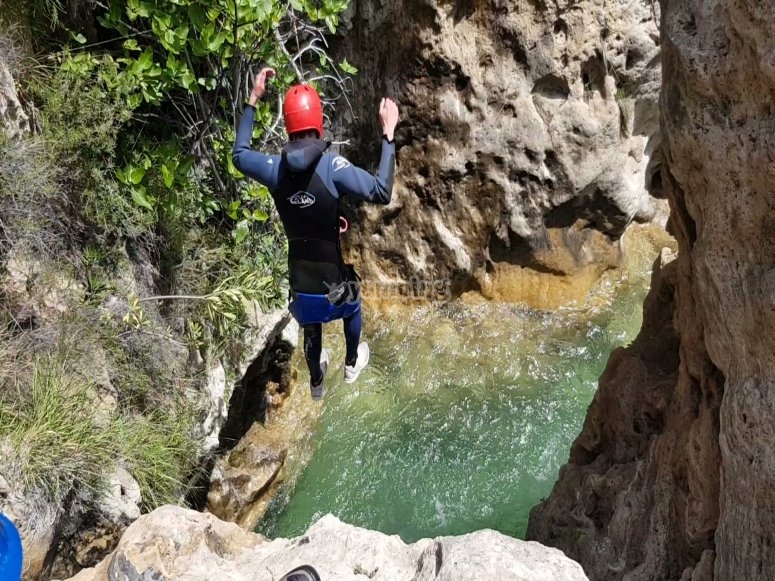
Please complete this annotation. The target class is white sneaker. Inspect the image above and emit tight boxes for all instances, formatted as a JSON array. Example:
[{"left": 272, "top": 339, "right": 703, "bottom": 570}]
[
  {"left": 310, "top": 349, "right": 329, "bottom": 401},
  {"left": 344, "top": 343, "right": 370, "bottom": 384}
]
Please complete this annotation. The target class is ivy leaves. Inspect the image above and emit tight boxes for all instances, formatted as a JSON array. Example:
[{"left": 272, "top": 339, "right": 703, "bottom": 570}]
[
  {"left": 117, "top": 164, "right": 151, "bottom": 210},
  {"left": 116, "top": 146, "right": 199, "bottom": 217}
]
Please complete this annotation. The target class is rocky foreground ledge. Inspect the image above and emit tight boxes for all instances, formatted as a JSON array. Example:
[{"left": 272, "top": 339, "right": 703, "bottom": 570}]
[{"left": 62, "top": 506, "right": 587, "bottom": 581}]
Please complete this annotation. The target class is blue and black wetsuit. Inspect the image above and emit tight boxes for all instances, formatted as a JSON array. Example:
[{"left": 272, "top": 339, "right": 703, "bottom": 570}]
[{"left": 233, "top": 104, "right": 395, "bottom": 381}]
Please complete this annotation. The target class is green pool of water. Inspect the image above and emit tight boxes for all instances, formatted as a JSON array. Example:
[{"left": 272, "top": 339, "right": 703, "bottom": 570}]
[{"left": 257, "top": 267, "right": 653, "bottom": 542}]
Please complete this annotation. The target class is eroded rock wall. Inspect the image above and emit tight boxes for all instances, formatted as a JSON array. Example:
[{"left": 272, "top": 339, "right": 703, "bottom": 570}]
[
  {"left": 0, "top": 38, "right": 31, "bottom": 139},
  {"left": 333, "top": 0, "right": 664, "bottom": 306},
  {"left": 528, "top": 1, "right": 775, "bottom": 579}
]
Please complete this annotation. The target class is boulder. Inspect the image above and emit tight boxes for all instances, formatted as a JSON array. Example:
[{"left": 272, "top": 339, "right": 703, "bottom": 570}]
[
  {"left": 64, "top": 506, "right": 588, "bottom": 581},
  {"left": 97, "top": 467, "right": 141, "bottom": 523}
]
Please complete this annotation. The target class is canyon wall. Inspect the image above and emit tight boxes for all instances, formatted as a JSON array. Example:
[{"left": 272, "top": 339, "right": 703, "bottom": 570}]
[
  {"left": 333, "top": 0, "right": 665, "bottom": 307},
  {"left": 0, "top": 35, "right": 30, "bottom": 139},
  {"left": 528, "top": 1, "right": 775, "bottom": 579}
]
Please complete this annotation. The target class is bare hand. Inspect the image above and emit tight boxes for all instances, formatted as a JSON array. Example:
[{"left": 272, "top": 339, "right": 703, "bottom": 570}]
[
  {"left": 379, "top": 97, "right": 399, "bottom": 142},
  {"left": 249, "top": 67, "right": 276, "bottom": 105}
]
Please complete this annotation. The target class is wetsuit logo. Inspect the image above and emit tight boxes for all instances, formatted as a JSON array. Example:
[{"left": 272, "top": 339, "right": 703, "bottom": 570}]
[
  {"left": 333, "top": 156, "right": 351, "bottom": 172},
  {"left": 288, "top": 191, "right": 316, "bottom": 208}
]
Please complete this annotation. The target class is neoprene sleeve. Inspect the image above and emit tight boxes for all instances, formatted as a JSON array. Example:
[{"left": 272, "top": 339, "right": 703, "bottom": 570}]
[
  {"left": 330, "top": 139, "right": 396, "bottom": 205},
  {"left": 232, "top": 106, "right": 281, "bottom": 188},
  {"left": 232, "top": 105, "right": 396, "bottom": 204}
]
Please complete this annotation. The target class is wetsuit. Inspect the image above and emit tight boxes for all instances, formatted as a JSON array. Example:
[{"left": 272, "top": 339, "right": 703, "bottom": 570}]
[{"left": 233, "top": 104, "right": 395, "bottom": 382}]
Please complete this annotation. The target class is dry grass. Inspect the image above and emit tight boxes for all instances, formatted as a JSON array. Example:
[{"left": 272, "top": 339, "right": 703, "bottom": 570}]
[{"left": 0, "top": 320, "right": 207, "bottom": 525}]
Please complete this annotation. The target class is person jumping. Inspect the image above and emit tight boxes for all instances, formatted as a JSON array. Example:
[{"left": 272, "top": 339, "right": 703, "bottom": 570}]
[{"left": 233, "top": 68, "right": 399, "bottom": 400}]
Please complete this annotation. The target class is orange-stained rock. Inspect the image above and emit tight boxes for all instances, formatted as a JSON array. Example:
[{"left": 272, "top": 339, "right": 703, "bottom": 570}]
[{"left": 335, "top": 0, "right": 666, "bottom": 303}]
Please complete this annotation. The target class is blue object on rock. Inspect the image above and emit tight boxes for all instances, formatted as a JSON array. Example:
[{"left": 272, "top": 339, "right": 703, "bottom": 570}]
[{"left": 0, "top": 513, "right": 23, "bottom": 581}]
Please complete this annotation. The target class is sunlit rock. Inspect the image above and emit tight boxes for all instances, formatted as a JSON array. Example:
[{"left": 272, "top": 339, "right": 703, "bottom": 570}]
[
  {"left": 528, "top": 1, "right": 775, "bottom": 578},
  {"left": 64, "top": 506, "right": 588, "bottom": 581},
  {"left": 335, "top": 0, "right": 666, "bottom": 306}
]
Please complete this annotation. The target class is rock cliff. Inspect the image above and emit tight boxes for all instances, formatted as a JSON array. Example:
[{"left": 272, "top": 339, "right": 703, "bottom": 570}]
[
  {"left": 528, "top": 1, "right": 775, "bottom": 579},
  {"left": 0, "top": 35, "right": 30, "bottom": 139},
  {"left": 64, "top": 506, "right": 588, "bottom": 581},
  {"left": 333, "top": 0, "right": 665, "bottom": 307}
]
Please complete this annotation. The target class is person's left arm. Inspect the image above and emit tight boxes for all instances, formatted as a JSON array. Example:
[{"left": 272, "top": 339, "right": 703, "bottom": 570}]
[{"left": 232, "top": 105, "right": 279, "bottom": 187}]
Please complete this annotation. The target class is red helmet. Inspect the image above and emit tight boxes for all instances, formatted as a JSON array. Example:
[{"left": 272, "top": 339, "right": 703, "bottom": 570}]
[{"left": 283, "top": 84, "right": 323, "bottom": 138}]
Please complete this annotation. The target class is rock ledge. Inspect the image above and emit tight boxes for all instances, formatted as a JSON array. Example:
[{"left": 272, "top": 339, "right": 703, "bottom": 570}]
[{"left": 65, "top": 506, "right": 588, "bottom": 581}]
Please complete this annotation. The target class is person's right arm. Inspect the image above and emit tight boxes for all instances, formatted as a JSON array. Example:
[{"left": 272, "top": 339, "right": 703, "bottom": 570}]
[
  {"left": 232, "top": 105, "right": 279, "bottom": 187},
  {"left": 331, "top": 140, "right": 395, "bottom": 205}
]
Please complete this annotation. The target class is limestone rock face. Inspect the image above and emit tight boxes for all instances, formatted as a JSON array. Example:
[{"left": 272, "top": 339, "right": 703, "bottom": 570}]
[
  {"left": 205, "top": 308, "right": 301, "bottom": 530},
  {"left": 64, "top": 506, "right": 588, "bottom": 581},
  {"left": 0, "top": 442, "right": 58, "bottom": 581},
  {"left": 205, "top": 426, "right": 286, "bottom": 529},
  {"left": 199, "top": 307, "right": 298, "bottom": 454},
  {"left": 2, "top": 247, "right": 84, "bottom": 328},
  {"left": 528, "top": 1, "right": 775, "bottom": 579},
  {"left": 199, "top": 361, "right": 227, "bottom": 453},
  {"left": 334, "top": 0, "right": 664, "bottom": 305},
  {"left": 97, "top": 467, "right": 142, "bottom": 523},
  {"left": 0, "top": 47, "right": 31, "bottom": 139}
]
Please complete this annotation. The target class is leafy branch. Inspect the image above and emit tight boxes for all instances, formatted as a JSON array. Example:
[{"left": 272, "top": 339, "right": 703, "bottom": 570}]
[
  {"left": 125, "top": 269, "right": 276, "bottom": 351},
  {"left": 57, "top": 0, "right": 355, "bottom": 245}
]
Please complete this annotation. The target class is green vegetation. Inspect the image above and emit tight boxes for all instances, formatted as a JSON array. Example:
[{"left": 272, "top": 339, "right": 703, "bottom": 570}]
[
  {"left": 32, "top": 0, "right": 353, "bottom": 241},
  {"left": 0, "top": 0, "right": 352, "bottom": 536},
  {"left": 0, "top": 348, "right": 201, "bottom": 510}
]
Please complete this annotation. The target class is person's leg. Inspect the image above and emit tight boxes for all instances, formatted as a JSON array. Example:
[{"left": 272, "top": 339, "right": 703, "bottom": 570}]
[
  {"left": 343, "top": 308, "right": 362, "bottom": 367},
  {"left": 303, "top": 323, "right": 323, "bottom": 384},
  {"left": 343, "top": 305, "right": 369, "bottom": 384}
]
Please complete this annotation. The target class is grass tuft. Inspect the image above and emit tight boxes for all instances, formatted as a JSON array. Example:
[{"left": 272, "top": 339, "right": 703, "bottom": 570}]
[
  {"left": 0, "top": 340, "right": 205, "bottom": 513},
  {"left": 1, "top": 357, "right": 115, "bottom": 503}
]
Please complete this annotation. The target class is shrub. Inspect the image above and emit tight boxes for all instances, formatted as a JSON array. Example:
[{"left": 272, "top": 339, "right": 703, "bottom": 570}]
[
  {"left": 0, "top": 330, "right": 206, "bottom": 512},
  {"left": 117, "top": 407, "right": 204, "bottom": 509},
  {"left": 28, "top": 59, "right": 153, "bottom": 238},
  {"left": 0, "top": 357, "right": 114, "bottom": 503},
  {"left": 0, "top": 0, "right": 352, "bottom": 536},
  {"left": 0, "top": 131, "right": 68, "bottom": 256}
]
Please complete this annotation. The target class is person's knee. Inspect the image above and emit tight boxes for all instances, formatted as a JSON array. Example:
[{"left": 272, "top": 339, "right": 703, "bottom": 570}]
[
  {"left": 303, "top": 324, "right": 322, "bottom": 338},
  {"left": 343, "top": 303, "right": 362, "bottom": 321}
]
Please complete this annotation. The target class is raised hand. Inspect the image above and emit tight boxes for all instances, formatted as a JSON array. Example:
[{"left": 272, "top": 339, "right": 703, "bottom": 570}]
[
  {"left": 379, "top": 98, "right": 400, "bottom": 142},
  {"left": 249, "top": 67, "right": 276, "bottom": 106}
]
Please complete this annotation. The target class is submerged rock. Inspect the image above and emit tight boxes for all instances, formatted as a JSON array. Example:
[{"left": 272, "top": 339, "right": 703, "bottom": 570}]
[{"left": 64, "top": 506, "right": 588, "bottom": 581}]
